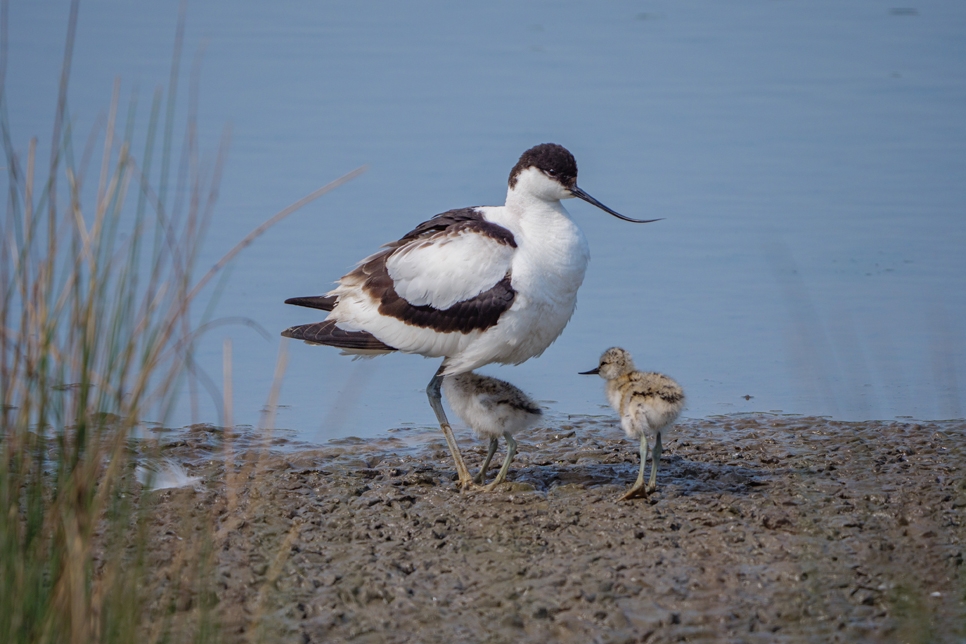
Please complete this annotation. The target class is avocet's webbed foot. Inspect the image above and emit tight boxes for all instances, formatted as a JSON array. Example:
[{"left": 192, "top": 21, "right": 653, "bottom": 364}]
[
  {"left": 619, "top": 433, "right": 651, "bottom": 501},
  {"left": 619, "top": 483, "right": 650, "bottom": 501}
]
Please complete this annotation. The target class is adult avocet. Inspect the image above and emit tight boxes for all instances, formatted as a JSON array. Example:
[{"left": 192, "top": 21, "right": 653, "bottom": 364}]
[{"left": 283, "top": 143, "right": 659, "bottom": 488}]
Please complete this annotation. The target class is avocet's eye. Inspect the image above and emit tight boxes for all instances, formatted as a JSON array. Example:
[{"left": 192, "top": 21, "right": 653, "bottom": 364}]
[{"left": 546, "top": 168, "right": 557, "bottom": 176}]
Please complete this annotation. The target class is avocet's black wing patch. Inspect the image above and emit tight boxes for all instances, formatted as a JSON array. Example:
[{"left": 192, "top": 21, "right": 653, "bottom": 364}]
[
  {"left": 281, "top": 320, "right": 396, "bottom": 351},
  {"left": 372, "top": 272, "right": 515, "bottom": 334}
]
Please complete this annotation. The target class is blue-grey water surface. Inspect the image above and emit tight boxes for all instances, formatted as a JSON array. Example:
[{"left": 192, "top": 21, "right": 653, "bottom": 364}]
[{"left": 6, "top": 1, "right": 965, "bottom": 441}]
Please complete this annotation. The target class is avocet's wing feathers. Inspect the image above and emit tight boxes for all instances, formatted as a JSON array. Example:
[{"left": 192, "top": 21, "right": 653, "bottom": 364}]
[
  {"left": 386, "top": 209, "right": 516, "bottom": 310},
  {"left": 296, "top": 208, "right": 518, "bottom": 355},
  {"left": 281, "top": 319, "right": 395, "bottom": 352},
  {"left": 284, "top": 295, "right": 337, "bottom": 311}
]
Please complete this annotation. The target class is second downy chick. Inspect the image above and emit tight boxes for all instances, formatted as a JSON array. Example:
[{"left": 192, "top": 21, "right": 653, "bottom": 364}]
[{"left": 442, "top": 372, "right": 542, "bottom": 490}]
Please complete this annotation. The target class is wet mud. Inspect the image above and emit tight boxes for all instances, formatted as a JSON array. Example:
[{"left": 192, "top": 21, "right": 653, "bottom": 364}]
[{"left": 144, "top": 415, "right": 966, "bottom": 642}]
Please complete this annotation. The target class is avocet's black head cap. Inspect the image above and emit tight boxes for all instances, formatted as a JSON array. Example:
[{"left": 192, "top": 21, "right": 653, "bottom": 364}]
[
  {"left": 509, "top": 143, "right": 662, "bottom": 224},
  {"left": 508, "top": 143, "right": 577, "bottom": 189}
]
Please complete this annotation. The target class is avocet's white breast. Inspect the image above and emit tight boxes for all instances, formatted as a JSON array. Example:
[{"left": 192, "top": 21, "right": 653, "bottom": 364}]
[{"left": 439, "top": 169, "right": 590, "bottom": 373}]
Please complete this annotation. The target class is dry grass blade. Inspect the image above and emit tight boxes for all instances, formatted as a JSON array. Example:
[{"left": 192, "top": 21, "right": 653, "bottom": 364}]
[{"left": 186, "top": 165, "right": 368, "bottom": 306}]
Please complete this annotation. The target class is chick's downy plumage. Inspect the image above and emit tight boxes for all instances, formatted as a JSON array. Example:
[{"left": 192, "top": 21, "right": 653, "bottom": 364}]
[
  {"left": 442, "top": 372, "right": 541, "bottom": 489},
  {"left": 582, "top": 347, "right": 684, "bottom": 499}
]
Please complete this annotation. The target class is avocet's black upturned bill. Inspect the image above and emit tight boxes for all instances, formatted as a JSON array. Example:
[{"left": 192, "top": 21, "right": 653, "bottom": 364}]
[{"left": 283, "top": 143, "right": 659, "bottom": 489}]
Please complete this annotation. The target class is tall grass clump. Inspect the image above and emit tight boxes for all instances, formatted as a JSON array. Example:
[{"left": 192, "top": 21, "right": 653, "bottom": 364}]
[
  {"left": 0, "top": 2, "right": 362, "bottom": 642},
  {"left": 0, "top": 3, "right": 228, "bottom": 642}
]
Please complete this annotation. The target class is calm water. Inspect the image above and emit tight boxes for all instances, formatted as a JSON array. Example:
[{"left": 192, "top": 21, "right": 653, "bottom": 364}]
[{"left": 7, "top": 1, "right": 965, "bottom": 441}]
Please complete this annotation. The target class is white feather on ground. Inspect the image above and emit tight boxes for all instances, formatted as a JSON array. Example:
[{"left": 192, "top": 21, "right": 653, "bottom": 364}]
[{"left": 136, "top": 458, "right": 203, "bottom": 491}]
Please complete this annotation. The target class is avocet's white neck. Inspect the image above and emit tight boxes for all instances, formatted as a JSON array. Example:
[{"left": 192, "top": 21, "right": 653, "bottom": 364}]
[
  {"left": 484, "top": 166, "right": 589, "bottom": 313},
  {"left": 504, "top": 166, "right": 575, "bottom": 219}
]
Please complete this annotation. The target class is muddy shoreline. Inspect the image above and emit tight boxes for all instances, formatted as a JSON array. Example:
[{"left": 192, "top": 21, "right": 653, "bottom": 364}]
[{"left": 144, "top": 415, "right": 966, "bottom": 642}]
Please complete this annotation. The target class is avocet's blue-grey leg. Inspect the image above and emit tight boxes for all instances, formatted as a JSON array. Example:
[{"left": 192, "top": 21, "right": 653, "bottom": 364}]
[
  {"left": 621, "top": 433, "right": 650, "bottom": 500},
  {"left": 485, "top": 432, "right": 518, "bottom": 491},
  {"left": 475, "top": 437, "right": 499, "bottom": 484},
  {"left": 647, "top": 430, "right": 663, "bottom": 493},
  {"left": 427, "top": 364, "right": 475, "bottom": 488}
]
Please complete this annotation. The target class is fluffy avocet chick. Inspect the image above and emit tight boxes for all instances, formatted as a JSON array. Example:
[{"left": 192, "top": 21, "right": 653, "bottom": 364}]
[
  {"left": 442, "top": 372, "right": 542, "bottom": 490},
  {"left": 580, "top": 347, "right": 685, "bottom": 500}
]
